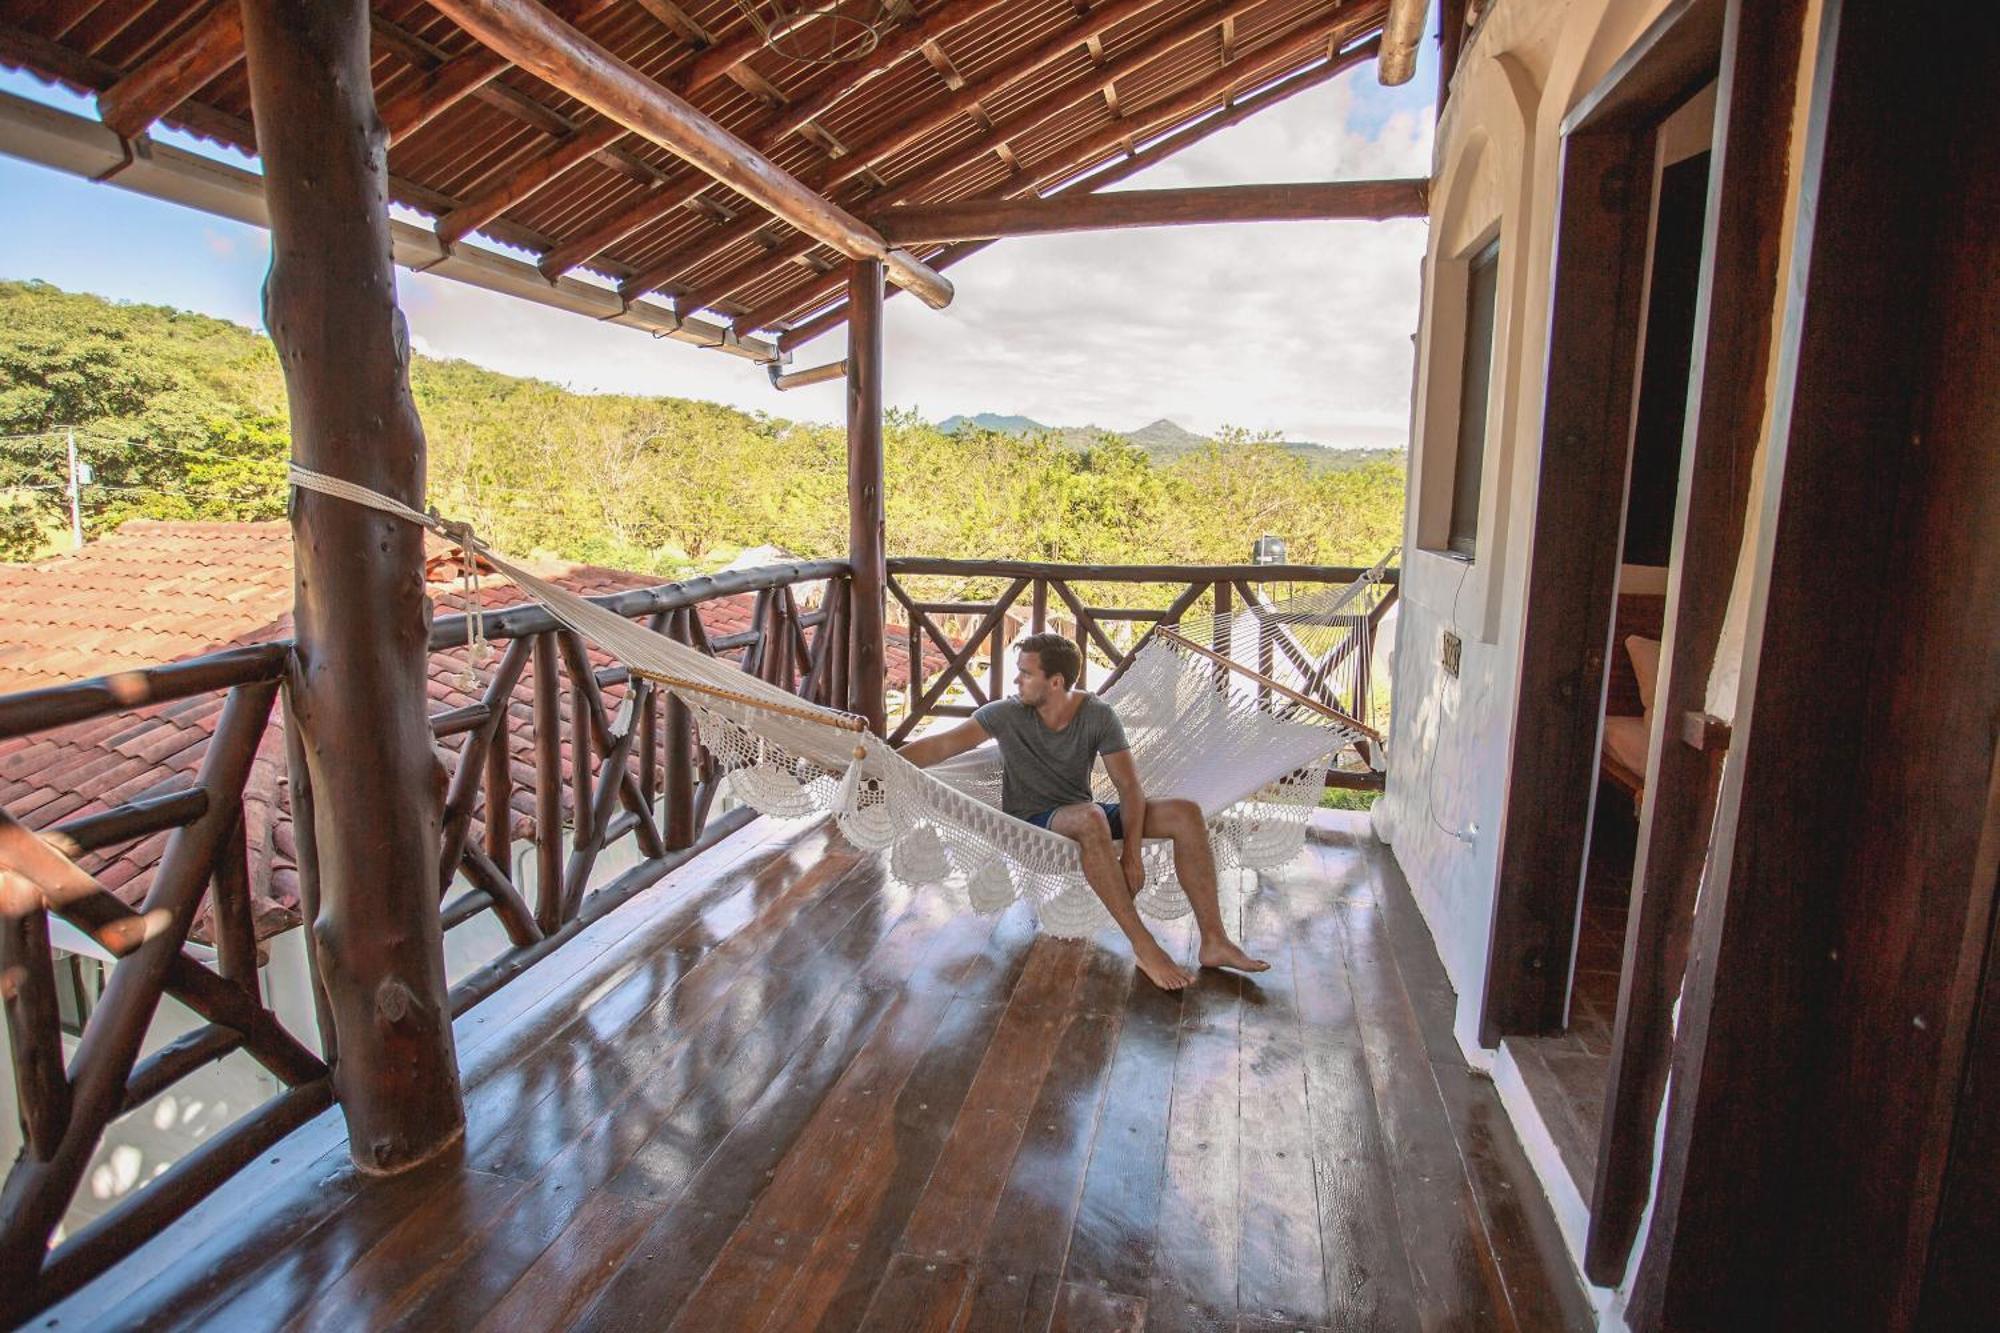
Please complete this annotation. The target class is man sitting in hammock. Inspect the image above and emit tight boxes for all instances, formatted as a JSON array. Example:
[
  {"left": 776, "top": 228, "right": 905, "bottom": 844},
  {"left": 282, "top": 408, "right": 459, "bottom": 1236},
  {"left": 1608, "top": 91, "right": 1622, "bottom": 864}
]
[{"left": 899, "top": 633, "right": 1268, "bottom": 991}]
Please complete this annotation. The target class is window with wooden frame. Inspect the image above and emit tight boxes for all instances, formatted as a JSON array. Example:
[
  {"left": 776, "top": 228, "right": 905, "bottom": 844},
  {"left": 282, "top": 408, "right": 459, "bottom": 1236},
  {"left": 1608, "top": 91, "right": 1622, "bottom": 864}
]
[{"left": 1448, "top": 239, "right": 1502, "bottom": 557}]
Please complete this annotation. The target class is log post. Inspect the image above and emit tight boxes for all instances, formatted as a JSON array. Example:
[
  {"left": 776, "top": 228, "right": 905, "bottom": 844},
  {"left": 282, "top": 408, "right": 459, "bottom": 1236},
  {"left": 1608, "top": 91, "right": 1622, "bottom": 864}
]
[
  {"left": 846, "top": 259, "right": 887, "bottom": 733},
  {"left": 241, "top": 0, "right": 463, "bottom": 1172}
]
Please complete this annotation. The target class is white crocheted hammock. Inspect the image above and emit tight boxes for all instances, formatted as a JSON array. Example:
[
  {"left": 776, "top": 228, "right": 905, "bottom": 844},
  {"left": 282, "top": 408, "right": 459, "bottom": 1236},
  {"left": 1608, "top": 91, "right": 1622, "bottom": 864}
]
[{"left": 290, "top": 465, "right": 1390, "bottom": 937}]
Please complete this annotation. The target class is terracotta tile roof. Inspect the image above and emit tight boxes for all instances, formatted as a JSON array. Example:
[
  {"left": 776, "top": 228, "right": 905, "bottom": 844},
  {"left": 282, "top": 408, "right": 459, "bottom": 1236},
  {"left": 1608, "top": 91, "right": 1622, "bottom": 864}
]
[
  {"left": 0, "top": 521, "right": 931, "bottom": 943},
  {"left": 0, "top": 521, "right": 295, "bottom": 693}
]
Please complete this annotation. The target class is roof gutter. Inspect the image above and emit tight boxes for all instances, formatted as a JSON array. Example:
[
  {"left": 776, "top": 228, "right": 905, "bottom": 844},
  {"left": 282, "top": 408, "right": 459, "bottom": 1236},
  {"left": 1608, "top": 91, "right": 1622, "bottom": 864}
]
[{"left": 0, "top": 89, "right": 782, "bottom": 364}]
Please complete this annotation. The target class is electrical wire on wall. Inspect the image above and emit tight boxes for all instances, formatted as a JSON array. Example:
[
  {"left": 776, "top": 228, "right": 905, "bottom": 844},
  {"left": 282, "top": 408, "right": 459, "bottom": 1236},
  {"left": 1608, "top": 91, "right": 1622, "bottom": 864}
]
[{"left": 1423, "top": 555, "right": 1481, "bottom": 847}]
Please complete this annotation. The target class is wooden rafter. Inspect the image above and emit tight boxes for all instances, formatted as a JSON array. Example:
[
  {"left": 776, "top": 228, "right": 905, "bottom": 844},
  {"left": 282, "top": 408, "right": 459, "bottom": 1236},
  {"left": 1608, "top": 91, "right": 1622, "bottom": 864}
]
[
  {"left": 735, "top": 24, "right": 1371, "bottom": 334},
  {"left": 776, "top": 43, "right": 1371, "bottom": 351},
  {"left": 622, "top": 0, "right": 1196, "bottom": 304},
  {"left": 1378, "top": 0, "right": 1429, "bottom": 84},
  {"left": 523, "top": 0, "right": 1011, "bottom": 280},
  {"left": 426, "top": 0, "right": 953, "bottom": 307},
  {"left": 666, "top": 0, "right": 1299, "bottom": 317}
]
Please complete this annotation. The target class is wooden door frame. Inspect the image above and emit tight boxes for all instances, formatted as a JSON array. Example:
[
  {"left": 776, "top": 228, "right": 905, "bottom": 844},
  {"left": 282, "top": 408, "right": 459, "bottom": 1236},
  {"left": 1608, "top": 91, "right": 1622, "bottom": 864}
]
[
  {"left": 1478, "top": 0, "right": 1723, "bottom": 1047},
  {"left": 1627, "top": 0, "right": 1996, "bottom": 1323},
  {"left": 1581, "top": 0, "right": 1803, "bottom": 1285}
]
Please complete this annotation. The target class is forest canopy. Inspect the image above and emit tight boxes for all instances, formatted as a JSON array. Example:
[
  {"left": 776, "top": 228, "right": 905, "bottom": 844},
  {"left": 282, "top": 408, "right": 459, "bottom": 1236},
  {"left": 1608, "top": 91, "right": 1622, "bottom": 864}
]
[{"left": 0, "top": 280, "right": 1405, "bottom": 580}]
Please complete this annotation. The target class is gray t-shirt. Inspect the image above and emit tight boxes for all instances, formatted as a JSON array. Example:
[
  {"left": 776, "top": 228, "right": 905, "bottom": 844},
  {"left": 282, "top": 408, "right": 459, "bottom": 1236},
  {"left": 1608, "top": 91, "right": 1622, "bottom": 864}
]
[{"left": 971, "top": 695, "right": 1129, "bottom": 820}]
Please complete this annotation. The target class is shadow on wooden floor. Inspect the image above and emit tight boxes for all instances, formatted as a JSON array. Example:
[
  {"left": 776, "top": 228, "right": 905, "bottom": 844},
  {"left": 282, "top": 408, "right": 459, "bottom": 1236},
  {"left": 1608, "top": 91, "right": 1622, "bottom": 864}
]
[{"left": 40, "top": 813, "right": 1592, "bottom": 1332}]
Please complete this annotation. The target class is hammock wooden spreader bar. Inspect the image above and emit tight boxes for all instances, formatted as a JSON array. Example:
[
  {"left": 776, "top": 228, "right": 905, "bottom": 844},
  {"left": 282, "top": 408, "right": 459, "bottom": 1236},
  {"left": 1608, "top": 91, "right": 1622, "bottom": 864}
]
[
  {"left": 629, "top": 666, "right": 868, "bottom": 731},
  {"left": 1156, "top": 627, "right": 1384, "bottom": 745}
]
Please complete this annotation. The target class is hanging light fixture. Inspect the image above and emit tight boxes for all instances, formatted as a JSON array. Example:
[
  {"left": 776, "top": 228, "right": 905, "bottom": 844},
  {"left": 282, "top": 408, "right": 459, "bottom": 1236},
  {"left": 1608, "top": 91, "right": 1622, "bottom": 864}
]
[{"left": 725, "top": 0, "right": 889, "bottom": 65}]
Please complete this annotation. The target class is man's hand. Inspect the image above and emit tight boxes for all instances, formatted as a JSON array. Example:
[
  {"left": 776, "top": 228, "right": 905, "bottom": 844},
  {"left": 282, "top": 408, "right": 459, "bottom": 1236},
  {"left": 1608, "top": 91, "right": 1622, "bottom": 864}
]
[{"left": 1102, "top": 749, "right": 1148, "bottom": 899}]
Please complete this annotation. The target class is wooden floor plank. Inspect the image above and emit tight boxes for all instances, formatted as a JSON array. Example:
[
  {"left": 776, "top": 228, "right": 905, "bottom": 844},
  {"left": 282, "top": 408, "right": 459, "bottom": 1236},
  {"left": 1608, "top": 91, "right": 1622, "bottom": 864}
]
[
  {"left": 856, "top": 1252, "right": 973, "bottom": 1332},
  {"left": 170, "top": 1152, "right": 480, "bottom": 1332},
  {"left": 278, "top": 1169, "right": 529, "bottom": 1333},
  {"left": 1234, "top": 880, "right": 1331, "bottom": 1328},
  {"left": 1432, "top": 1065, "right": 1597, "bottom": 1332},
  {"left": 1060, "top": 965, "right": 1184, "bottom": 1299},
  {"left": 673, "top": 986, "right": 959, "bottom": 1330},
  {"left": 1149, "top": 956, "right": 1245, "bottom": 1331},
  {"left": 1049, "top": 1279, "right": 1148, "bottom": 1331},
  {"left": 1287, "top": 860, "right": 1423, "bottom": 1333},
  {"left": 469, "top": 1188, "right": 660, "bottom": 1332},
  {"left": 954, "top": 1265, "right": 1063, "bottom": 1332},
  {"left": 755, "top": 913, "right": 1038, "bottom": 1330},
  {"left": 977, "top": 1001, "right": 1124, "bottom": 1279},
  {"left": 1338, "top": 898, "right": 1512, "bottom": 1329},
  {"left": 895, "top": 940, "right": 1090, "bottom": 1262}
]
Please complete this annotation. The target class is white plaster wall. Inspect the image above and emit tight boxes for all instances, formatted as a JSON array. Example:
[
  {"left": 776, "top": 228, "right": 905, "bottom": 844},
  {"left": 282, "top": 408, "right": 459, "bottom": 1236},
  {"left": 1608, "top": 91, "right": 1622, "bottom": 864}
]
[{"left": 1376, "top": 0, "right": 1682, "bottom": 1051}]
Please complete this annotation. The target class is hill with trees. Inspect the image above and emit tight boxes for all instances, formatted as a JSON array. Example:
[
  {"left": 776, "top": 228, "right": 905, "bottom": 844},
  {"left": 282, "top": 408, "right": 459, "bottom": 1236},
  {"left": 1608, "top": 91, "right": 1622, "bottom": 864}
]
[{"left": 0, "top": 280, "right": 1406, "bottom": 588}]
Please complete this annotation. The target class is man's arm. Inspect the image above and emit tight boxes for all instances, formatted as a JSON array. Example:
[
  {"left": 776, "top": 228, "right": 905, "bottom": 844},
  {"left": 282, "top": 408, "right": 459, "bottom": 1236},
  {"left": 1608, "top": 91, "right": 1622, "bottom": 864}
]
[
  {"left": 1102, "top": 748, "right": 1148, "bottom": 888},
  {"left": 897, "top": 718, "right": 991, "bottom": 768}
]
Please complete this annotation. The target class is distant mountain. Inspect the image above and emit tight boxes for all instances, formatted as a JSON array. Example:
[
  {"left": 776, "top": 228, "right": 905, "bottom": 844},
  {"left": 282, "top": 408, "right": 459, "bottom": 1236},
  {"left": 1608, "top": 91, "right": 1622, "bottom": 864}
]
[
  {"left": 937, "top": 412, "right": 1402, "bottom": 473},
  {"left": 935, "top": 412, "right": 1045, "bottom": 435}
]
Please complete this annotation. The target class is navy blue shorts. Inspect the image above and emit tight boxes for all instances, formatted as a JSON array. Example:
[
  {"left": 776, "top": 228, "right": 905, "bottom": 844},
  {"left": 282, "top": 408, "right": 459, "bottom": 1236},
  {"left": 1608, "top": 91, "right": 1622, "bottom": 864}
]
[{"left": 1025, "top": 801, "right": 1124, "bottom": 839}]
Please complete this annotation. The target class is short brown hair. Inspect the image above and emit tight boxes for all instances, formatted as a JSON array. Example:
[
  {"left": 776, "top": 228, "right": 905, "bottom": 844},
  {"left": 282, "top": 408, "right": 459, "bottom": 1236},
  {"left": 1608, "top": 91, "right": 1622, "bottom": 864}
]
[{"left": 1017, "top": 633, "right": 1081, "bottom": 689}]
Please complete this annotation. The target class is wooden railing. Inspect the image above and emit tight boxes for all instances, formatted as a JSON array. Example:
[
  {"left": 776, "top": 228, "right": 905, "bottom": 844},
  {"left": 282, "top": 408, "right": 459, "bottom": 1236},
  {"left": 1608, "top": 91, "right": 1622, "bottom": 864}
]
[
  {"left": 425, "top": 560, "right": 851, "bottom": 1011},
  {"left": 0, "top": 560, "right": 848, "bottom": 1319},
  {"left": 884, "top": 558, "right": 1399, "bottom": 759},
  {"left": 0, "top": 553, "right": 1389, "bottom": 1314}
]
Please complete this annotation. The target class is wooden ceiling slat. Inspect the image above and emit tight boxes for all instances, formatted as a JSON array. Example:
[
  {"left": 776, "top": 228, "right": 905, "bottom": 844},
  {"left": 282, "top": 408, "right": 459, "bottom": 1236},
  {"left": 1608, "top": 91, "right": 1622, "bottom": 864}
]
[
  {"left": 427, "top": 0, "right": 953, "bottom": 307},
  {"left": 526, "top": 0, "right": 1015, "bottom": 281}
]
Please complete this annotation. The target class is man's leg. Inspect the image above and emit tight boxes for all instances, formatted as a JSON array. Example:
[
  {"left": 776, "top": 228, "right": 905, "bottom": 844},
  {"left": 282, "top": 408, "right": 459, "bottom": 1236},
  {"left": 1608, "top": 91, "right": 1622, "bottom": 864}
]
[
  {"left": 1048, "top": 802, "right": 1193, "bottom": 990},
  {"left": 1137, "top": 798, "right": 1269, "bottom": 973}
]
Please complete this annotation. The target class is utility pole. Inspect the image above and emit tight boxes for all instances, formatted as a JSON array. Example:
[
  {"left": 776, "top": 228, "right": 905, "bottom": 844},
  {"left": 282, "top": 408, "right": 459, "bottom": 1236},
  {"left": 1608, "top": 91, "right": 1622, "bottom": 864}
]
[{"left": 64, "top": 428, "right": 83, "bottom": 549}]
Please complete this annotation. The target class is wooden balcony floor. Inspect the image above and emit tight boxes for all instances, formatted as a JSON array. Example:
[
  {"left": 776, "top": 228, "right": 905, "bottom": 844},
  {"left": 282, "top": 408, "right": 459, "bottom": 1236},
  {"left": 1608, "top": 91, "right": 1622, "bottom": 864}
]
[{"left": 42, "top": 813, "right": 1590, "bottom": 1332}]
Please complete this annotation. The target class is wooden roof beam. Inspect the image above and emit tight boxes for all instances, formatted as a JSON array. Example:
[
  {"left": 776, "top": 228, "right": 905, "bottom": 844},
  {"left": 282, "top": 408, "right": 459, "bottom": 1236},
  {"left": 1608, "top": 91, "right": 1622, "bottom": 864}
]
[
  {"left": 94, "top": 0, "right": 242, "bottom": 139},
  {"left": 516, "top": 0, "right": 1010, "bottom": 278},
  {"left": 774, "top": 42, "right": 1375, "bottom": 351},
  {"left": 427, "top": 0, "right": 951, "bottom": 307},
  {"left": 687, "top": 4, "right": 1351, "bottom": 321},
  {"left": 869, "top": 177, "right": 1428, "bottom": 243},
  {"left": 660, "top": 0, "right": 1285, "bottom": 314},
  {"left": 1378, "top": 0, "right": 1429, "bottom": 85}
]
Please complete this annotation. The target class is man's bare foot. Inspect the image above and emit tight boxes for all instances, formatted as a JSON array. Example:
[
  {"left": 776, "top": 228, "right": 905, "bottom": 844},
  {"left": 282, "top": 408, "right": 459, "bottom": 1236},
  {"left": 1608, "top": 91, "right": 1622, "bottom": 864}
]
[
  {"left": 1135, "top": 942, "right": 1195, "bottom": 990},
  {"left": 1199, "top": 940, "right": 1271, "bottom": 973}
]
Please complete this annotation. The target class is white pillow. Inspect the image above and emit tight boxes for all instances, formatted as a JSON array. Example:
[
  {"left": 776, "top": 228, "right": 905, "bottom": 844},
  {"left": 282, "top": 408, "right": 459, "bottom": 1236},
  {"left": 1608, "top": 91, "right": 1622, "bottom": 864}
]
[{"left": 1626, "top": 635, "right": 1662, "bottom": 715}]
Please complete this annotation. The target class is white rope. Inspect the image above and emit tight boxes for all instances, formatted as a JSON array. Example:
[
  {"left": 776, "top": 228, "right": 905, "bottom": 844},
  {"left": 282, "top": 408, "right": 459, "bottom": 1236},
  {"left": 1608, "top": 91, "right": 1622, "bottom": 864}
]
[{"left": 288, "top": 464, "right": 1371, "bottom": 936}]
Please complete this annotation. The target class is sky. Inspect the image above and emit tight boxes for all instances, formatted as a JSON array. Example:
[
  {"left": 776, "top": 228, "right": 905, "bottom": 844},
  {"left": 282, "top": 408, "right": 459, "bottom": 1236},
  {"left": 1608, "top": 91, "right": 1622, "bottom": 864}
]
[{"left": 0, "top": 25, "right": 1436, "bottom": 451}]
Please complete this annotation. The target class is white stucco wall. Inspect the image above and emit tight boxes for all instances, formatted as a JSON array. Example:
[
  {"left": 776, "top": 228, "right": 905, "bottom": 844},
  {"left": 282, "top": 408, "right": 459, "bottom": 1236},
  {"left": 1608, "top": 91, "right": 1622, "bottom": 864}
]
[{"left": 1375, "top": 0, "right": 1682, "bottom": 1054}]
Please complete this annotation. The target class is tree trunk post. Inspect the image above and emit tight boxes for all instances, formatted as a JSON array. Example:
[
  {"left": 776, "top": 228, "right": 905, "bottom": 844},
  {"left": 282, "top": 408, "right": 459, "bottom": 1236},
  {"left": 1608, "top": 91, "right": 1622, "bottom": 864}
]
[
  {"left": 846, "top": 258, "right": 887, "bottom": 733},
  {"left": 241, "top": 0, "right": 464, "bottom": 1172}
]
